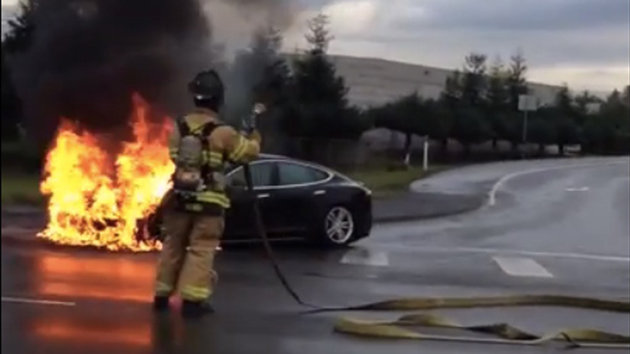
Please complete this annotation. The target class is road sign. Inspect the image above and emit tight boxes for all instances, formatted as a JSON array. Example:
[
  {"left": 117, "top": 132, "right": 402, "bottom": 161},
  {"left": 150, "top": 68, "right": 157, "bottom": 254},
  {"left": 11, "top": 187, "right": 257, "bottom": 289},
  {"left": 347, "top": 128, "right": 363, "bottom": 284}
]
[{"left": 518, "top": 95, "right": 538, "bottom": 112}]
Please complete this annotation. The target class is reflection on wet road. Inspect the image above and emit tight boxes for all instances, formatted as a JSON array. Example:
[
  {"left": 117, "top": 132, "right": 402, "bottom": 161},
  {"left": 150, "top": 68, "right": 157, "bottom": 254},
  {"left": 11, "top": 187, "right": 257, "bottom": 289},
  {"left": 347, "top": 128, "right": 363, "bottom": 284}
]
[{"left": 2, "top": 158, "right": 629, "bottom": 354}]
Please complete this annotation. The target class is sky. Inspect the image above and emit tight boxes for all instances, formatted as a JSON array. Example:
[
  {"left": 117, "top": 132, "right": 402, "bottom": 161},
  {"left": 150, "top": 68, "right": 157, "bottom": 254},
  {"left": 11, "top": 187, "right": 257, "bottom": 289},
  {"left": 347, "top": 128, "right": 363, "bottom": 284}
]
[{"left": 2, "top": 0, "right": 629, "bottom": 93}]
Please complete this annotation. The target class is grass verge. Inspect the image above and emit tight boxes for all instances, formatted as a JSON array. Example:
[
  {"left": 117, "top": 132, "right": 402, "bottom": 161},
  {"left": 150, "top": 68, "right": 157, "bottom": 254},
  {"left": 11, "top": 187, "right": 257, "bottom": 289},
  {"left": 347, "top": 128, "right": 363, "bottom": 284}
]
[
  {"left": 1, "top": 165, "right": 450, "bottom": 206},
  {"left": 1, "top": 172, "right": 44, "bottom": 206},
  {"left": 346, "top": 165, "right": 448, "bottom": 199}
]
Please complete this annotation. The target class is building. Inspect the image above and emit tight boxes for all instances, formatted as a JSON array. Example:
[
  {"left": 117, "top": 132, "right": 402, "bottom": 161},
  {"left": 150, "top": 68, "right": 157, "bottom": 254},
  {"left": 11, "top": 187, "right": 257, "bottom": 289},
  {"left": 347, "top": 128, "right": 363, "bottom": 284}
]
[
  {"left": 325, "top": 54, "right": 563, "bottom": 109},
  {"left": 284, "top": 54, "right": 566, "bottom": 154}
]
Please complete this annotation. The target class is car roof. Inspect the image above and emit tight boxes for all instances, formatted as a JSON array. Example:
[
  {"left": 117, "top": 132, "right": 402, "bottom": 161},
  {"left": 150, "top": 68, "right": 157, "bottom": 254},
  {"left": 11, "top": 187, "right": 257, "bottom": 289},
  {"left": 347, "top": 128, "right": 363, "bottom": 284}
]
[
  {"left": 256, "top": 153, "right": 290, "bottom": 161},
  {"left": 254, "top": 154, "right": 340, "bottom": 175},
  {"left": 228, "top": 153, "right": 358, "bottom": 183}
]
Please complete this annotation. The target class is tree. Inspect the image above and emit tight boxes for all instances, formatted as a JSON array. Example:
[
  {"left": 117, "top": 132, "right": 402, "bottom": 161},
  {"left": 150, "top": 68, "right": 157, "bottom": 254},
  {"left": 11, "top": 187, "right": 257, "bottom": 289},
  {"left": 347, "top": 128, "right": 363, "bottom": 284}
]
[
  {"left": 443, "top": 53, "right": 492, "bottom": 155},
  {"left": 573, "top": 90, "right": 601, "bottom": 127},
  {"left": 582, "top": 113, "right": 616, "bottom": 153},
  {"left": 423, "top": 98, "right": 452, "bottom": 150},
  {"left": 586, "top": 88, "right": 630, "bottom": 154},
  {"left": 1, "top": 0, "right": 39, "bottom": 141},
  {"left": 1, "top": 51, "right": 22, "bottom": 140},
  {"left": 506, "top": 49, "right": 529, "bottom": 111},
  {"left": 450, "top": 105, "right": 491, "bottom": 155},
  {"left": 372, "top": 93, "right": 428, "bottom": 165},
  {"left": 443, "top": 70, "right": 462, "bottom": 102},
  {"left": 622, "top": 85, "right": 630, "bottom": 107},
  {"left": 304, "top": 13, "right": 333, "bottom": 55},
  {"left": 551, "top": 86, "right": 580, "bottom": 155},
  {"left": 224, "top": 26, "right": 292, "bottom": 129},
  {"left": 3, "top": 0, "right": 39, "bottom": 54},
  {"left": 461, "top": 53, "right": 487, "bottom": 106},
  {"left": 291, "top": 13, "right": 366, "bottom": 140},
  {"left": 485, "top": 56, "right": 510, "bottom": 150},
  {"left": 505, "top": 49, "right": 529, "bottom": 151},
  {"left": 529, "top": 108, "right": 556, "bottom": 155}
]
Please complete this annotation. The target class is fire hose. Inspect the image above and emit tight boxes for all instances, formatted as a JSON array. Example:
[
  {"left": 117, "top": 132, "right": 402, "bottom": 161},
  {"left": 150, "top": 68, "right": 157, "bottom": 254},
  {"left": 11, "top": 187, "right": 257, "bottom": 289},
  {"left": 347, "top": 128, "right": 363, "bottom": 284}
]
[
  {"left": 237, "top": 110, "right": 629, "bottom": 349},
  {"left": 150, "top": 103, "right": 630, "bottom": 349},
  {"left": 241, "top": 161, "right": 630, "bottom": 350}
]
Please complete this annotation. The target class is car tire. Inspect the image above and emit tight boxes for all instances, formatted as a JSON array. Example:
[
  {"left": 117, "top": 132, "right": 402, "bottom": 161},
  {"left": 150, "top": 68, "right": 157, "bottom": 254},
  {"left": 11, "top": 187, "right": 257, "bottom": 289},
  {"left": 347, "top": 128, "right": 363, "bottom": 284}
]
[{"left": 316, "top": 205, "right": 357, "bottom": 247}]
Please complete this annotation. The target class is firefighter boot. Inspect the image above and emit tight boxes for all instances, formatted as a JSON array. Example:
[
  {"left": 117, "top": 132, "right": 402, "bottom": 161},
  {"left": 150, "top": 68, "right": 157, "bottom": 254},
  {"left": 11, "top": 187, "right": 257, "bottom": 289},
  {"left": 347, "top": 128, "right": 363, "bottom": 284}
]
[
  {"left": 153, "top": 296, "right": 170, "bottom": 312},
  {"left": 182, "top": 300, "right": 214, "bottom": 318}
]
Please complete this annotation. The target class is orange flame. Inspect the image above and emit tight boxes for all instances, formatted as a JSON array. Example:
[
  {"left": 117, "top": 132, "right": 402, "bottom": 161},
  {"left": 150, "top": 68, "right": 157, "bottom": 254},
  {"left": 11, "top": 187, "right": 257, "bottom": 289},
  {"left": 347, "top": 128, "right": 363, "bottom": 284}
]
[{"left": 37, "top": 94, "right": 175, "bottom": 252}]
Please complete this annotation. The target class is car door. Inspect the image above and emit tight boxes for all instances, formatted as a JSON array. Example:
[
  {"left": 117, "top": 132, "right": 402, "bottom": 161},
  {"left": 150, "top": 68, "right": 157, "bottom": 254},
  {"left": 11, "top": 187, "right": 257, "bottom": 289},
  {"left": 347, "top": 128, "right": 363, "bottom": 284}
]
[
  {"left": 224, "top": 161, "right": 278, "bottom": 240},
  {"left": 272, "top": 161, "right": 332, "bottom": 235}
]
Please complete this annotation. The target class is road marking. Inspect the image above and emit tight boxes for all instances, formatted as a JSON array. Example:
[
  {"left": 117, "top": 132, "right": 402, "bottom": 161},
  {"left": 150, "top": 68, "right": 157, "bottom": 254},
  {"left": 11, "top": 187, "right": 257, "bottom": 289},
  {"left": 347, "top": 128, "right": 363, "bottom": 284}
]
[
  {"left": 378, "top": 245, "right": 630, "bottom": 263},
  {"left": 442, "top": 246, "right": 630, "bottom": 263},
  {"left": 1, "top": 296, "right": 76, "bottom": 306},
  {"left": 488, "top": 161, "right": 625, "bottom": 206},
  {"left": 565, "top": 187, "right": 589, "bottom": 192},
  {"left": 341, "top": 248, "right": 389, "bottom": 267},
  {"left": 493, "top": 256, "right": 553, "bottom": 278}
]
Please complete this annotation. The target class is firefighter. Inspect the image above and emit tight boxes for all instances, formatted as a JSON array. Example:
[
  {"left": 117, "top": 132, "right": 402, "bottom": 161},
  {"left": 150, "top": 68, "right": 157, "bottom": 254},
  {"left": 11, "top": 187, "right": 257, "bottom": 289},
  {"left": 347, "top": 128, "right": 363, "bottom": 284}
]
[{"left": 153, "top": 69, "right": 262, "bottom": 317}]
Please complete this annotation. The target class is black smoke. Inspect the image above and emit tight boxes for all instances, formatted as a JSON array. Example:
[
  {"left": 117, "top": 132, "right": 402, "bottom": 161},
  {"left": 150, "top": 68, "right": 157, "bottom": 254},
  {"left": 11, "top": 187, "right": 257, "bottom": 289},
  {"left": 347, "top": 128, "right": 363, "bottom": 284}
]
[
  {"left": 7, "top": 0, "right": 298, "bottom": 148},
  {"left": 8, "top": 0, "right": 220, "bottom": 145}
]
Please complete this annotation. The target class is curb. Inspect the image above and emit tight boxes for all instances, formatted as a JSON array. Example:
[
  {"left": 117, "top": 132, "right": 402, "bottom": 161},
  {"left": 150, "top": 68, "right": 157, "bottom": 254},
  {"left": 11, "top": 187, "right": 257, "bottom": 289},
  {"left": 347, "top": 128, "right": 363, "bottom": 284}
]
[
  {"left": 1, "top": 206, "right": 45, "bottom": 216},
  {"left": 1, "top": 231, "right": 41, "bottom": 247},
  {"left": 373, "top": 198, "right": 485, "bottom": 223}
]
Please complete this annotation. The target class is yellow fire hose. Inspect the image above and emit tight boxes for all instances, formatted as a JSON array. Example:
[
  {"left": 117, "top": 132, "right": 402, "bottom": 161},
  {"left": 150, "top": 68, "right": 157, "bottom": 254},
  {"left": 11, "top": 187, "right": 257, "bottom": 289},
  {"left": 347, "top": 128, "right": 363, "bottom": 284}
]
[
  {"left": 239, "top": 150, "right": 630, "bottom": 349},
  {"left": 329, "top": 295, "right": 630, "bottom": 349}
]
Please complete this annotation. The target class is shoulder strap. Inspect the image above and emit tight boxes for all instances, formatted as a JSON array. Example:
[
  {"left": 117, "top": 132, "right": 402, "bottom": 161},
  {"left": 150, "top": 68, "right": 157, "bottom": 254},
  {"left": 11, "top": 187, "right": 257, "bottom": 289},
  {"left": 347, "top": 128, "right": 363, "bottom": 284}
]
[
  {"left": 199, "top": 122, "right": 224, "bottom": 154},
  {"left": 177, "top": 116, "right": 190, "bottom": 136}
]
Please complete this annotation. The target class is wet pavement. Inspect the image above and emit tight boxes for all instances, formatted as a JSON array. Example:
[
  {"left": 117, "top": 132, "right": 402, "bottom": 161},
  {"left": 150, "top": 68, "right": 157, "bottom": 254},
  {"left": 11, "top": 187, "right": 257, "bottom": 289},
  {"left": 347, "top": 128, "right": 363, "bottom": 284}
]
[{"left": 2, "top": 157, "right": 629, "bottom": 354}]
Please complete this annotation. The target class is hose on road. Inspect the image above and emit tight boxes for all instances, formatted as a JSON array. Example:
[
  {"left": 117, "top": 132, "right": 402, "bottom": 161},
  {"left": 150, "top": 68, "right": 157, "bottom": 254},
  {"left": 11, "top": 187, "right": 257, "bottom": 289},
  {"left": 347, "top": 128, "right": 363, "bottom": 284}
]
[{"left": 242, "top": 163, "right": 630, "bottom": 350}]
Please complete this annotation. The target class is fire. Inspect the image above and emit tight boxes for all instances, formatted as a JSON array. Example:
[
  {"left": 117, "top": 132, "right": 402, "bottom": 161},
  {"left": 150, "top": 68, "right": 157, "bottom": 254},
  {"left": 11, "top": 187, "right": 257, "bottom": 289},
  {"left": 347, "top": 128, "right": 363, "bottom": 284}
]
[{"left": 37, "top": 94, "right": 175, "bottom": 252}]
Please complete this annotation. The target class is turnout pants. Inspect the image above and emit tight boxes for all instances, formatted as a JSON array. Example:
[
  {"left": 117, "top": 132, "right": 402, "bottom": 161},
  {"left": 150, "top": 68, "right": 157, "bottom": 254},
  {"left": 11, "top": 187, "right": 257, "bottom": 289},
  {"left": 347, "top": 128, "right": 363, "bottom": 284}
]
[{"left": 154, "top": 208, "right": 224, "bottom": 302}]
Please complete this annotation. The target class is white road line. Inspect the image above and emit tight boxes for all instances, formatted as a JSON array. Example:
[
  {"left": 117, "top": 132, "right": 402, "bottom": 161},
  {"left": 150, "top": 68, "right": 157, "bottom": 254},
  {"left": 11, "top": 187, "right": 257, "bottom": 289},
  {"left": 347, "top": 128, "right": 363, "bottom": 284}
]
[
  {"left": 1, "top": 296, "right": 76, "bottom": 307},
  {"left": 493, "top": 256, "right": 554, "bottom": 278},
  {"left": 341, "top": 248, "right": 389, "bottom": 267},
  {"left": 565, "top": 187, "right": 589, "bottom": 192},
  {"left": 376, "top": 245, "right": 630, "bottom": 263},
  {"left": 487, "top": 161, "right": 625, "bottom": 206},
  {"left": 435, "top": 246, "right": 630, "bottom": 263}
]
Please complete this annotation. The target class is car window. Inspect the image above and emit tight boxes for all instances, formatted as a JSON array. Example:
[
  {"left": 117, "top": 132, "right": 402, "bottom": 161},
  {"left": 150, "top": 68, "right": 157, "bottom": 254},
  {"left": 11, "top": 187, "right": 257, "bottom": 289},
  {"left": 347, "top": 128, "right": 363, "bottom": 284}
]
[
  {"left": 227, "top": 163, "right": 275, "bottom": 188},
  {"left": 278, "top": 162, "right": 329, "bottom": 186}
]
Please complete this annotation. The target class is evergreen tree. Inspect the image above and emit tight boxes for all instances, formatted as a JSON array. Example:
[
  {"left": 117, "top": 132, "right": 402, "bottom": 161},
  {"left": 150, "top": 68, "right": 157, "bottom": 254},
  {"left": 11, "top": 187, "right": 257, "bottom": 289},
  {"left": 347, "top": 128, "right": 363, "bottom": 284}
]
[
  {"left": 291, "top": 13, "right": 366, "bottom": 139},
  {"left": 486, "top": 56, "right": 510, "bottom": 150},
  {"left": 1, "top": 51, "right": 22, "bottom": 139},
  {"left": 505, "top": 49, "right": 530, "bottom": 150},
  {"left": 3, "top": 0, "right": 39, "bottom": 53}
]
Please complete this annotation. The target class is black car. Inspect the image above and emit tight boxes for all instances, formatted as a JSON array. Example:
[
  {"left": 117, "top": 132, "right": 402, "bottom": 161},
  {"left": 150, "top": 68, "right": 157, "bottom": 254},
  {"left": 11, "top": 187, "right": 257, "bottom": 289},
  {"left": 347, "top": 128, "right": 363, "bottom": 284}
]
[{"left": 221, "top": 154, "right": 372, "bottom": 247}]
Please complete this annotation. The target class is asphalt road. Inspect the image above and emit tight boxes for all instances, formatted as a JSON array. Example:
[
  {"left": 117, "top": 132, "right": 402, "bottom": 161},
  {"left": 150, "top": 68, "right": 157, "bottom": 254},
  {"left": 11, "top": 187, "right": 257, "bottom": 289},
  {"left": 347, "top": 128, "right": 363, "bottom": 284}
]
[{"left": 2, "top": 157, "right": 629, "bottom": 354}]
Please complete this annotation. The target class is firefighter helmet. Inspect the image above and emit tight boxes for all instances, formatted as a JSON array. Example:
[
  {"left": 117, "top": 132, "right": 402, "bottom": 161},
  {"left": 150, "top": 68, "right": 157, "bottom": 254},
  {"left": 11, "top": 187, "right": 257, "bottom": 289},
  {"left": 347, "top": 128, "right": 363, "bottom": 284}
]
[{"left": 188, "top": 70, "right": 224, "bottom": 110}]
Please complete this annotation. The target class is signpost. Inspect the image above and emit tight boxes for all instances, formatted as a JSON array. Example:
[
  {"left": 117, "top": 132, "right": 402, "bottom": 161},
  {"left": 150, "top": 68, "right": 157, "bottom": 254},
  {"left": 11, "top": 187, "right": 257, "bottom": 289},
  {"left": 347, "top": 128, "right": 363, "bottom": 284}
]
[
  {"left": 422, "top": 135, "right": 429, "bottom": 171},
  {"left": 518, "top": 94, "right": 538, "bottom": 145}
]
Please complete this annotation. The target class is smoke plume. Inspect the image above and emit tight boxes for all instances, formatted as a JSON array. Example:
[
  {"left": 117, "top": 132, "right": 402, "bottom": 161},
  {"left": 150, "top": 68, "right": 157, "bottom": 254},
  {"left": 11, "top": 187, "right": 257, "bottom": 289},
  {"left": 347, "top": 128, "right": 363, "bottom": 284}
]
[{"left": 8, "top": 0, "right": 297, "bottom": 146}]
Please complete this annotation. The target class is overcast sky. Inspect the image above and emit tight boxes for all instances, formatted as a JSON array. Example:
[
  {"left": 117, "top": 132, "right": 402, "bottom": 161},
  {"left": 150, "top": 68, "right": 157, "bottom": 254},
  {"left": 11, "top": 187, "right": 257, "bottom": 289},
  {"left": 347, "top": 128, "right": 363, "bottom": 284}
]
[{"left": 3, "top": 0, "right": 629, "bottom": 93}]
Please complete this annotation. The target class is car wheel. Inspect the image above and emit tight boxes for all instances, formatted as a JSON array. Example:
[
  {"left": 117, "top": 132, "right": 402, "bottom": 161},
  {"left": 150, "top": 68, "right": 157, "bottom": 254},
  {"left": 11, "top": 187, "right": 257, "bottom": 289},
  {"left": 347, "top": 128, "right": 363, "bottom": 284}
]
[{"left": 319, "top": 205, "right": 356, "bottom": 247}]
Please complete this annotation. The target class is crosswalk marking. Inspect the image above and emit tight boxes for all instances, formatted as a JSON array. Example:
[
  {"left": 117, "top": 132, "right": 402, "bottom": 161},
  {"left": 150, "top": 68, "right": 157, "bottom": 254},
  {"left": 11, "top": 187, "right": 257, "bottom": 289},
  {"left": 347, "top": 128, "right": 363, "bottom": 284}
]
[
  {"left": 340, "top": 248, "right": 389, "bottom": 267},
  {"left": 493, "top": 256, "right": 553, "bottom": 278},
  {"left": 338, "top": 249, "right": 562, "bottom": 279},
  {"left": 565, "top": 187, "right": 589, "bottom": 192}
]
